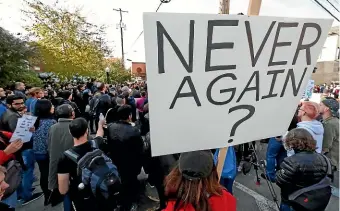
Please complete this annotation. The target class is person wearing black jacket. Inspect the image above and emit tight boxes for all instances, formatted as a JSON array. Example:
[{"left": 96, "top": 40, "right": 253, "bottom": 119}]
[
  {"left": 90, "top": 83, "right": 111, "bottom": 132},
  {"left": 276, "top": 128, "right": 331, "bottom": 211},
  {"left": 59, "top": 90, "right": 81, "bottom": 118},
  {"left": 106, "top": 105, "right": 144, "bottom": 211},
  {"left": 142, "top": 113, "right": 179, "bottom": 211}
]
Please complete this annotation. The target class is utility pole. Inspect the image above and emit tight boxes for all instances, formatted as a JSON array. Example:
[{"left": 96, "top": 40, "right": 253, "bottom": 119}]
[
  {"left": 113, "top": 8, "right": 128, "bottom": 68},
  {"left": 219, "top": 0, "right": 230, "bottom": 14}
]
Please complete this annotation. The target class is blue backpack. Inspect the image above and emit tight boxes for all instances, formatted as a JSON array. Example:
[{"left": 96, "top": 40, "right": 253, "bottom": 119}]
[{"left": 64, "top": 140, "right": 121, "bottom": 200}]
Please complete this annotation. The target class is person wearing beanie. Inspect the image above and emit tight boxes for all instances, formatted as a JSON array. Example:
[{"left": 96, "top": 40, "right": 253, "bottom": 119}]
[
  {"left": 288, "top": 101, "right": 324, "bottom": 155},
  {"left": 320, "top": 98, "right": 339, "bottom": 169},
  {"left": 163, "top": 150, "right": 236, "bottom": 211}
]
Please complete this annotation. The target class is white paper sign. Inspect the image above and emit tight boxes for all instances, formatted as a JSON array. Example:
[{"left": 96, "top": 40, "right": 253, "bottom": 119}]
[
  {"left": 10, "top": 114, "right": 37, "bottom": 143},
  {"left": 301, "top": 79, "right": 314, "bottom": 99},
  {"left": 143, "top": 13, "right": 332, "bottom": 156}
]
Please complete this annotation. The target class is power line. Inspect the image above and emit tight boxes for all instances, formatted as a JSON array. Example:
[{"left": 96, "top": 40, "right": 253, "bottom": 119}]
[
  {"left": 127, "top": 2, "right": 164, "bottom": 54},
  {"left": 325, "top": 0, "right": 339, "bottom": 12},
  {"left": 312, "top": 0, "right": 340, "bottom": 21}
]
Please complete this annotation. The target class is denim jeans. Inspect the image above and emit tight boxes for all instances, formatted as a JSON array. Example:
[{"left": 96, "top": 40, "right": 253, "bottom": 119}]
[
  {"left": 63, "top": 194, "right": 72, "bottom": 211},
  {"left": 2, "top": 191, "right": 17, "bottom": 208},
  {"left": 35, "top": 153, "right": 51, "bottom": 200},
  {"left": 17, "top": 149, "right": 35, "bottom": 201},
  {"left": 280, "top": 202, "right": 294, "bottom": 211},
  {"left": 265, "top": 138, "right": 287, "bottom": 182},
  {"left": 220, "top": 177, "right": 234, "bottom": 195}
]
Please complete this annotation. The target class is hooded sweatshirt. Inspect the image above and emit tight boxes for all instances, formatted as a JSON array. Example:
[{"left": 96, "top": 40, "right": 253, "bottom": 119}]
[{"left": 297, "top": 120, "right": 324, "bottom": 153}]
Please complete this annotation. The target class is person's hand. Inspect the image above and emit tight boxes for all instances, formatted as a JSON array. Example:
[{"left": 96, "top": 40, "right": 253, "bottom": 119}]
[
  {"left": 98, "top": 119, "right": 106, "bottom": 127},
  {"left": 4, "top": 139, "right": 23, "bottom": 155},
  {"left": 29, "top": 127, "right": 35, "bottom": 132}
]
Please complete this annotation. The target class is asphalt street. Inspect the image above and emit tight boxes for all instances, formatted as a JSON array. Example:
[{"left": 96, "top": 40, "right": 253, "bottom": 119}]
[{"left": 17, "top": 142, "right": 339, "bottom": 211}]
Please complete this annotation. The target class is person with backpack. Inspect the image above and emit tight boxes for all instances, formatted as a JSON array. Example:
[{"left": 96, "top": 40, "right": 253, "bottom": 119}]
[
  {"left": 89, "top": 83, "right": 111, "bottom": 133},
  {"left": 57, "top": 117, "right": 120, "bottom": 211},
  {"left": 276, "top": 128, "right": 332, "bottom": 211},
  {"left": 106, "top": 105, "right": 144, "bottom": 211},
  {"left": 58, "top": 90, "right": 81, "bottom": 118}
]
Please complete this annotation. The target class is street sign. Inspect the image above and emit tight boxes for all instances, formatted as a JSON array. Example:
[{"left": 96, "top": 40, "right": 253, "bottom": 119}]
[{"left": 143, "top": 12, "right": 332, "bottom": 156}]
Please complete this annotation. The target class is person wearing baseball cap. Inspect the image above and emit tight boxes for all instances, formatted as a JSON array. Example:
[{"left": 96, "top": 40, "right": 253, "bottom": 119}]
[
  {"left": 163, "top": 150, "right": 236, "bottom": 211},
  {"left": 320, "top": 98, "right": 339, "bottom": 169}
]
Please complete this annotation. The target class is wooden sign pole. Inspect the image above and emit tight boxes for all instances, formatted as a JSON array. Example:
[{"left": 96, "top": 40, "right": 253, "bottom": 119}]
[
  {"left": 217, "top": 0, "right": 230, "bottom": 180},
  {"left": 217, "top": 0, "right": 262, "bottom": 180}
]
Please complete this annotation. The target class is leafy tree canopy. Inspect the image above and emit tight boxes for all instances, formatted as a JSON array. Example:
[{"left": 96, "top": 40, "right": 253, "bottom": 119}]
[
  {"left": 96, "top": 59, "right": 131, "bottom": 84},
  {"left": 23, "top": 0, "right": 111, "bottom": 78},
  {"left": 0, "top": 27, "right": 41, "bottom": 87}
]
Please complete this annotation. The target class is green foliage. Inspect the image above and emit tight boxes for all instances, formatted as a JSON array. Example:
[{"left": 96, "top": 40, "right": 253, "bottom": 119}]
[
  {"left": 23, "top": 0, "right": 110, "bottom": 78},
  {"left": 0, "top": 27, "right": 41, "bottom": 87},
  {"left": 97, "top": 59, "right": 131, "bottom": 84}
]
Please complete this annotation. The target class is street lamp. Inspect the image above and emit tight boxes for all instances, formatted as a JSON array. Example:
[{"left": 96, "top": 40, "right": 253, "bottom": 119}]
[{"left": 105, "top": 67, "right": 110, "bottom": 84}]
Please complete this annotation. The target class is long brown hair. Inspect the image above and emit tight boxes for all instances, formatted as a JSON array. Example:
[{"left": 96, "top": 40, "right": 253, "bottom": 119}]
[{"left": 164, "top": 165, "right": 223, "bottom": 211}]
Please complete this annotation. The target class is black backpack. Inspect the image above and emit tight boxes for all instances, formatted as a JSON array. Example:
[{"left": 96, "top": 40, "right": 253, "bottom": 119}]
[
  {"left": 64, "top": 140, "right": 121, "bottom": 201},
  {"left": 288, "top": 154, "right": 332, "bottom": 211},
  {"left": 89, "top": 95, "right": 104, "bottom": 117}
]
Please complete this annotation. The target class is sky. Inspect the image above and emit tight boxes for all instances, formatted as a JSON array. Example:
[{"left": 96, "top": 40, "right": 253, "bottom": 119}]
[{"left": 0, "top": 0, "right": 339, "bottom": 66}]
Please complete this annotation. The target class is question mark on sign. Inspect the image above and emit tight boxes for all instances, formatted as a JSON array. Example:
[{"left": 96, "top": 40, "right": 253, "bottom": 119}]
[{"left": 227, "top": 105, "right": 256, "bottom": 143}]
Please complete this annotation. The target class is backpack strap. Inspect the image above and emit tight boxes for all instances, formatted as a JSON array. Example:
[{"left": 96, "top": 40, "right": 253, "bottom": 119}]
[
  {"left": 64, "top": 149, "right": 80, "bottom": 163},
  {"left": 288, "top": 154, "right": 332, "bottom": 201},
  {"left": 320, "top": 153, "right": 332, "bottom": 176},
  {"left": 90, "top": 139, "right": 98, "bottom": 149}
]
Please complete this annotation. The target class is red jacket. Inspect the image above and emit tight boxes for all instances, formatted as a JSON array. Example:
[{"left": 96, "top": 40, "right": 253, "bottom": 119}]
[
  {"left": 0, "top": 131, "right": 15, "bottom": 165},
  {"left": 163, "top": 189, "right": 236, "bottom": 211}
]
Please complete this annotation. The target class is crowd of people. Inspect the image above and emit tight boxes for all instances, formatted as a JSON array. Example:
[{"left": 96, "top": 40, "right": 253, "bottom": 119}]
[
  {"left": 313, "top": 83, "right": 340, "bottom": 99},
  {"left": 0, "top": 79, "right": 337, "bottom": 211}
]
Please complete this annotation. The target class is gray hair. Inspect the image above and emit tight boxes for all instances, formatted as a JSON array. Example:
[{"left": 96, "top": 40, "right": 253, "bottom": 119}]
[{"left": 116, "top": 97, "right": 124, "bottom": 106}]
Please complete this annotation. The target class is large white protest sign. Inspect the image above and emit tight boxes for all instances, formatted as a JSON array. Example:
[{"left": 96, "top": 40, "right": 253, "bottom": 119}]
[{"left": 143, "top": 13, "right": 332, "bottom": 156}]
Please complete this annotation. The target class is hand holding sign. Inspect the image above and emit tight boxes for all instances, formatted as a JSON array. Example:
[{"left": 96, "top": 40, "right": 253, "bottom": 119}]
[{"left": 143, "top": 13, "right": 332, "bottom": 156}]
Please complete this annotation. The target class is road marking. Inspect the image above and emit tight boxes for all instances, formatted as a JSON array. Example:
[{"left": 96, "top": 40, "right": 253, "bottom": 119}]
[{"left": 234, "top": 181, "right": 279, "bottom": 211}]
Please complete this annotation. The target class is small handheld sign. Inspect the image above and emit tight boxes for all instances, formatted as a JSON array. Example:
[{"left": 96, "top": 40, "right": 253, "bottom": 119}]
[{"left": 143, "top": 12, "right": 332, "bottom": 156}]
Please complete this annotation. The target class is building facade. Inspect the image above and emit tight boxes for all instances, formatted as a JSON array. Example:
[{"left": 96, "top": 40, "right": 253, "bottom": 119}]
[
  {"left": 131, "top": 62, "right": 146, "bottom": 80},
  {"left": 312, "top": 26, "right": 339, "bottom": 84}
]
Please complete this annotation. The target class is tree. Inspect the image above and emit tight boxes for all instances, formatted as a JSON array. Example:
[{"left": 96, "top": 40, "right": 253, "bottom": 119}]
[
  {"left": 23, "top": 0, "right": 111, "bottom": 78},
  {"left": 0, "top": 27, "right": 42, "bottom": 87},
  {"left": 97, "top": 59, "right": 131, "bottom": 84}
]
